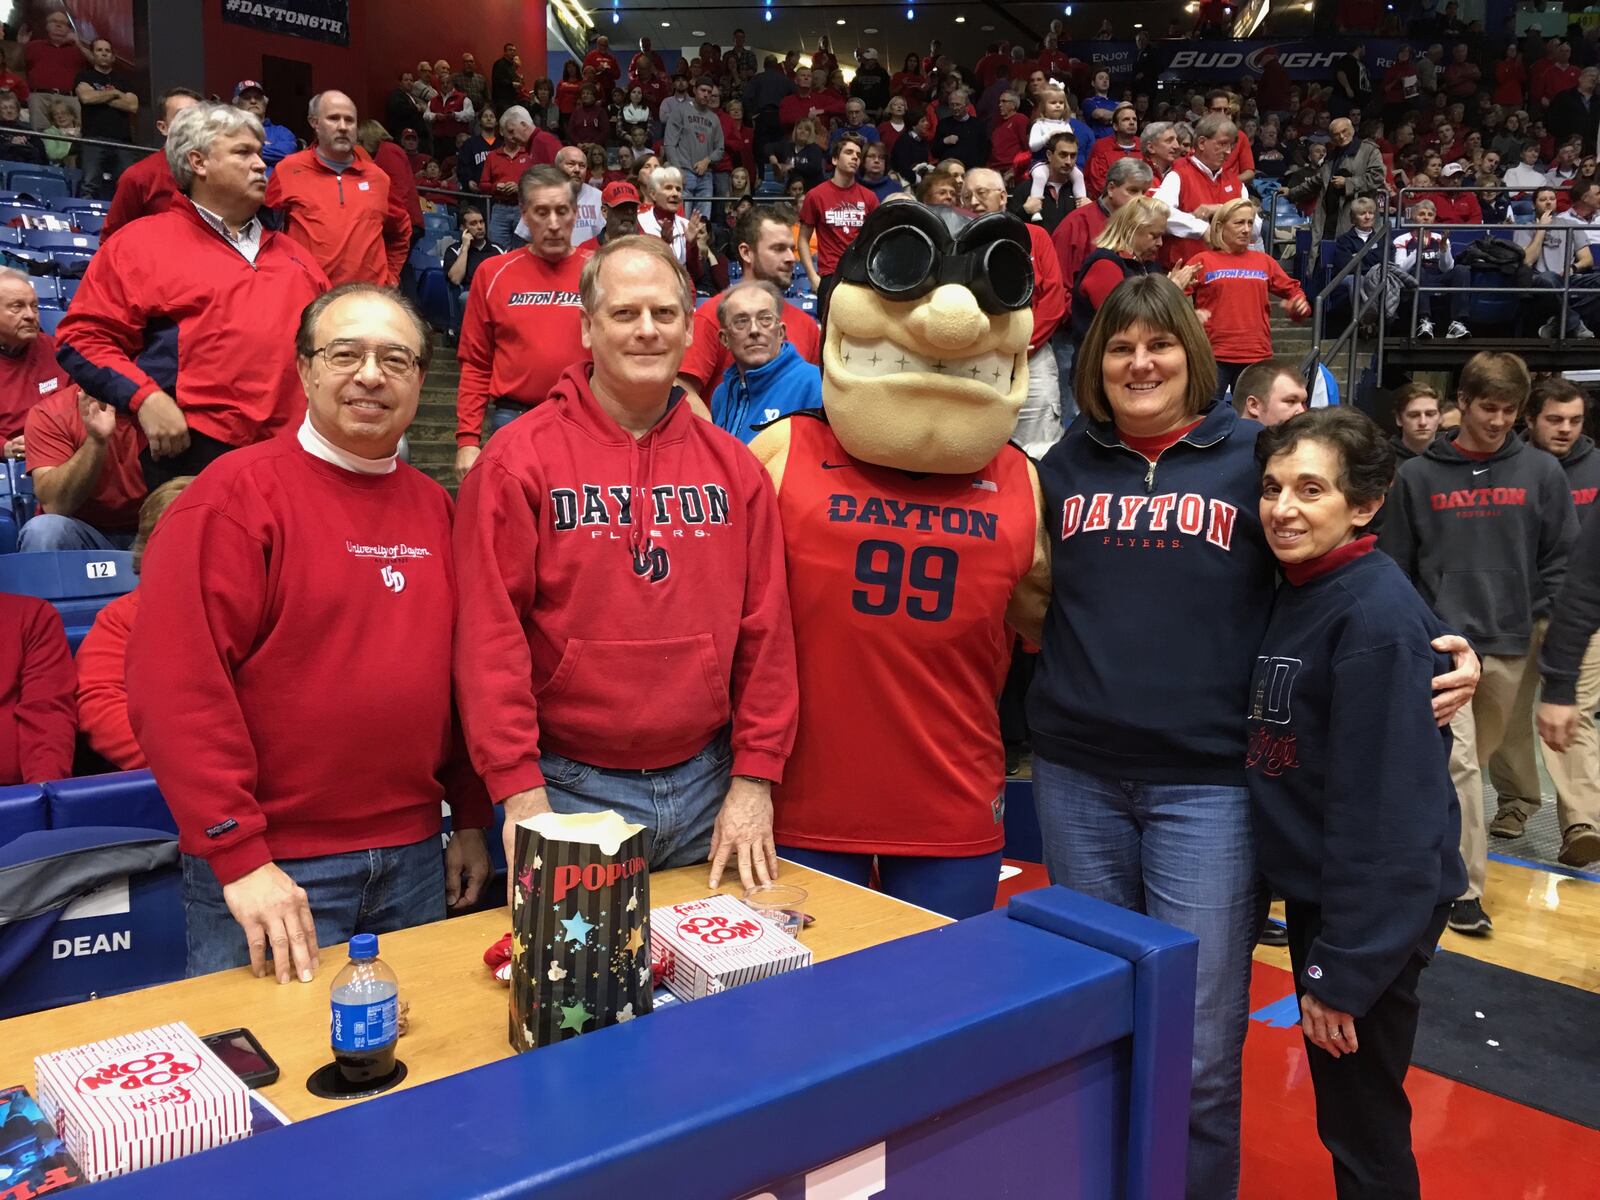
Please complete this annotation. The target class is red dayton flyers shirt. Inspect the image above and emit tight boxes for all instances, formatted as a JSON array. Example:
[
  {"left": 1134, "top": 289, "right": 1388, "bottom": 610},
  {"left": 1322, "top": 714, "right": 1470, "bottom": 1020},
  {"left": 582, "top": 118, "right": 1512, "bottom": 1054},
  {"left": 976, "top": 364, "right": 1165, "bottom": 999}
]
[
  {"left": 772, "top": 417, "right": 1038, "bottom": 857},
  {"left": 799, "top": 181, "right": 878, "bottom": 276},
  {"left": 456, "top": 245, "right": 593, "bottom": 446}
]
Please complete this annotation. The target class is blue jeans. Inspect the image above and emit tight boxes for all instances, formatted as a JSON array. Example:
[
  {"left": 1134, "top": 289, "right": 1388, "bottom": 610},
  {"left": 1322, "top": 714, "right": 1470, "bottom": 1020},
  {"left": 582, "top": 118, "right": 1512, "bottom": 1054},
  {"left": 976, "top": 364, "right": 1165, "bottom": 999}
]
[
  {"left": 181, "top": 835, "right": 447, "bottom": 977},
  {"left": 1032, "top": 757, "right": 1265, "bottom": 1200},
  {"left": 488, "top": 202, "right": 522, "bottom": 250},
  {"left": 490, "top": 403, "right": 529, "bottom": 434},
  {"left": 539, "top": 731, "right": 731, "bottom": 870},
  {"left": 776, "top": 846, "right": 1003, "bottom": 920},
  {"left": 17, "top": 515, "right": 133, "bottom": 552},
  {"left": 682, "top": 168, "right": 713, "bottom": 219}
]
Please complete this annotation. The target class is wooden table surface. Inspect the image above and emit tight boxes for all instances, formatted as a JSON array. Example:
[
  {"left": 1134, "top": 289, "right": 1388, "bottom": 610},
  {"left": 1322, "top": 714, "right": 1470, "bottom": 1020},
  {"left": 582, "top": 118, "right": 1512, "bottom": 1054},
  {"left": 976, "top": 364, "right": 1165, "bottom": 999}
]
[{"left": 0, "top": 862, "right": 947, "bottom": 1122}]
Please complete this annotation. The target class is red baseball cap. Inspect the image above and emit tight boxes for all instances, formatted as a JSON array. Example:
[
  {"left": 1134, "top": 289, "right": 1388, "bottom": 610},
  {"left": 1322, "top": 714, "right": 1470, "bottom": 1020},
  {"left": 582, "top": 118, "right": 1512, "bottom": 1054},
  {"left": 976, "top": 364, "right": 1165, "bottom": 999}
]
[{"left": 602, "top": 181, "right": 641, "bottom": 208}]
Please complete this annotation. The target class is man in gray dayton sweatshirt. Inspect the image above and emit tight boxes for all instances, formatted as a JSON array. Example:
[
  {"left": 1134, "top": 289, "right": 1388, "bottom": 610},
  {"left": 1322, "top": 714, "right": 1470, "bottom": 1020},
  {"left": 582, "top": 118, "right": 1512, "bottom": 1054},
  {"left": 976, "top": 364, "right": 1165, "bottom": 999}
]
[
  {"left": 663, "top": 78, "right": 724, "bottom": 220},
  {"left": 1379, "top": 352, "right": 1578, "bottom": 938}
]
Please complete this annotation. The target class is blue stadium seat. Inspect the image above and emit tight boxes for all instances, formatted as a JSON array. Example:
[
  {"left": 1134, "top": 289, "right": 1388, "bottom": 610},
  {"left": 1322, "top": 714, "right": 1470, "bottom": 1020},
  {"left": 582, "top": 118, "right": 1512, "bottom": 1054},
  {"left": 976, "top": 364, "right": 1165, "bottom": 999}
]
[
  {"left": 45, "top": 247, "right": 93, "bottom": 275},
  {"left": 0, "top": 549, "right": 136, "bottom": 650},
  {"left": 24, "top": 275, "right": 58, "bottom": 307},
  {"left": 21, "top": 228, "right": 96, "bottom": 253},
  {"left": 0, "top": 782, "right": 44, "bottom": 848},
  {"left": 71, "top": 211, "right": 104, "bottom": 235},
  {"left": 1465, "top": 269, "right": 1525, "bottom": 329},
  {"left": 0, "top": 460, "right": 38, "bottom": 528},
  {"left": 35, "top": 306, "right": 63, "bottom": 335},
  {"left": 0, "top": 200, "right": 50, "bottom": 223},
  {"left": 5, "top": 171, "right": 70, "bottom": 201},
  {"left": 57, "top": 277, "right": 78, "bottom": 306},
  {"left": 422, "top": 211, "right": 455, "bottom": 238},
  {"left": 0, "top": 226, "right": 23, "bottom": 246},
  {"left": 414, "top": 267, "right": 456, "bottom": 331},
  {"left": 407, "top": 240, "right": 443, "bottom": 273},
  {"left": 52, "top": 197, "right": 108, "bottom": 216},
  {"left": 44, "top": 771, "right": 176, "bottom": 835}
]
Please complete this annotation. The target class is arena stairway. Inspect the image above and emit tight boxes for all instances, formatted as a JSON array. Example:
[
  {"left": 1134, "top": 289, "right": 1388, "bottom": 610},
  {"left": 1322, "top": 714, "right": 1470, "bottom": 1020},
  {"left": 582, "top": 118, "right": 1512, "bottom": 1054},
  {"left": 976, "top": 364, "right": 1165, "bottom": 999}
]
[{"left": 410, "top": 337, "right": 461, "bottom": 492}]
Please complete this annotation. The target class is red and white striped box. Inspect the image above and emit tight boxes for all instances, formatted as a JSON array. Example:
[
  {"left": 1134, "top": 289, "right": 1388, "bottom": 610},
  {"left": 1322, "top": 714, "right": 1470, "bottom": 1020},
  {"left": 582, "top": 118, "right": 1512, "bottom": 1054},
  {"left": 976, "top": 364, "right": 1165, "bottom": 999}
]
[
  {"left": 33, "top": 1021, "right": 251, "bottom": 1181},
  {"left": 650, "top": 894, "right": 812, "bottom": 1002}
]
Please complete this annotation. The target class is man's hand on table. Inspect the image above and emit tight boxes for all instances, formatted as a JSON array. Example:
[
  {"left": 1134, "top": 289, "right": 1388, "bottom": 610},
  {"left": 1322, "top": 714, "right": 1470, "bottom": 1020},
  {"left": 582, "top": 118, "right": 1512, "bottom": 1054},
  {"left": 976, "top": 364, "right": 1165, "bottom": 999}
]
[
  {"left": 221, "top": 862, "right": 320, "bottom": 984},
  {"left": 708, "top": 775, "right": 777, "bottom": 891},
  {"left": 501, "top": 785, "right": 552, "bottom": 907},
  {"left": 444, "top": 827, "right": 491, "bottom": 909}
]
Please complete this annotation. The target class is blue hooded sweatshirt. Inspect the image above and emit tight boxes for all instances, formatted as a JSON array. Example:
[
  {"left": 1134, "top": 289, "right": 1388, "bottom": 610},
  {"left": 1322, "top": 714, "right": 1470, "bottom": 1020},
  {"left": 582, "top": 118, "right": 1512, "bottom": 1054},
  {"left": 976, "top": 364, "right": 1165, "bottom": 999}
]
[
  {"left": 1027, "top": 402, "right": 1279, "bottom": 785},
  {"left": 708, "top": 341, "right": 823, "bottom": 444}
]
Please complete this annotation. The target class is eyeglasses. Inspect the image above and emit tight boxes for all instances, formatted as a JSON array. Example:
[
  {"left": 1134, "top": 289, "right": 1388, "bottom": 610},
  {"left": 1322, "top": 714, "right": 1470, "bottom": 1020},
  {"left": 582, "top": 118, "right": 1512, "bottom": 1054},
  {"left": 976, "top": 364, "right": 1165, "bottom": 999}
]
[
  {"left": 312, "top": 340, "right": 422, "bottom": 378},
  {"left": 728, "top": 311, "right": 779, "bottom": 332}
]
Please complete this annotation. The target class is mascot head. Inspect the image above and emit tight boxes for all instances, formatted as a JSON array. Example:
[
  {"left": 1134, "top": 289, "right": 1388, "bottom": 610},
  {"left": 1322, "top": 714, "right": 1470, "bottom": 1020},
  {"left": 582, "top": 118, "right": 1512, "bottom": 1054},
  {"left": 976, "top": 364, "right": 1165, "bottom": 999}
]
[{"left": 821, "top": 202, "right": 1034, "bottom": 475}]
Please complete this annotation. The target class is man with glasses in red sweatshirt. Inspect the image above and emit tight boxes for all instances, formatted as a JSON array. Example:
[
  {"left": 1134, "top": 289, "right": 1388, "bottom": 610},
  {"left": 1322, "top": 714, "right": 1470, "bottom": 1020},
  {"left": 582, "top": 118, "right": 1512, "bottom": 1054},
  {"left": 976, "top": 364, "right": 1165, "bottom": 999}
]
[
  {"left": 127, "top": 284, "right": 490, "bottom": 984},
  {"left": 454, "top": 235, "right": 797, "bottom": 893}
]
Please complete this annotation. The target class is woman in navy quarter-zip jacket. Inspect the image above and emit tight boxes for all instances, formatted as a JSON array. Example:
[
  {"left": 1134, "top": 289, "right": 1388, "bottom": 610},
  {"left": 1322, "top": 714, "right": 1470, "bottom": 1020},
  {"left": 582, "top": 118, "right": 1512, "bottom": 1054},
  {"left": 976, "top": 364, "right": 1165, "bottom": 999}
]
[{"left": 1023, "top": 275, "right": 1478, "bottom": 1200}]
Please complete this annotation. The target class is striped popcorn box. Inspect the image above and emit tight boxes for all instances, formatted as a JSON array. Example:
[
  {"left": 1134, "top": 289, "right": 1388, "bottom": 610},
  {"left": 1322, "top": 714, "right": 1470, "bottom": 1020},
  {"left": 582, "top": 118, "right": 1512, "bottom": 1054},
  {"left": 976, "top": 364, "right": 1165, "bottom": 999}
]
[
  {"left": 649, "top": 894, "right": 812, "bottom": 1002},
  {"left": 34, "top": 1021, "right": 251, "bottom": 1182}
]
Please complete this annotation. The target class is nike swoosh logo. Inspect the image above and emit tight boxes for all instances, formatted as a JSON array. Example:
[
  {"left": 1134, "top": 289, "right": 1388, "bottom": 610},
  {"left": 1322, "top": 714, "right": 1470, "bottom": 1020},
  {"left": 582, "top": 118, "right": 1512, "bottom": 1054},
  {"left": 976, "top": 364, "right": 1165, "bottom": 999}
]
[
  {"left": 1472, "top": 467, "right": 1490, "bottom": 475},
  {"left": 821, "top": 461, "right": 849, "bottom": 470}
]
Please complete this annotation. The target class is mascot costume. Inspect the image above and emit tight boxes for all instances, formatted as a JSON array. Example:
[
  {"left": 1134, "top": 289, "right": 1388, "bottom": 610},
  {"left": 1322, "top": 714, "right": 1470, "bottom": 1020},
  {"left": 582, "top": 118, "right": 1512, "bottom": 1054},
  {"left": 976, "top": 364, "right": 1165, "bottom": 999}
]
[{"left": 750, "top": 203, "right": 1051, "bottom": 920}]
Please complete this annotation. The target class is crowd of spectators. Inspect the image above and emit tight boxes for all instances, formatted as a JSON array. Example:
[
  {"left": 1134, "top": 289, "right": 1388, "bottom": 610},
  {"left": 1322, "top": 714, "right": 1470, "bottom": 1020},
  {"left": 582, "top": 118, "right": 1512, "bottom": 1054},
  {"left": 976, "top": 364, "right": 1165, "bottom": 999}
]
[{"left": 0, "top": 21, "right": 1595, "bottom": 1194}]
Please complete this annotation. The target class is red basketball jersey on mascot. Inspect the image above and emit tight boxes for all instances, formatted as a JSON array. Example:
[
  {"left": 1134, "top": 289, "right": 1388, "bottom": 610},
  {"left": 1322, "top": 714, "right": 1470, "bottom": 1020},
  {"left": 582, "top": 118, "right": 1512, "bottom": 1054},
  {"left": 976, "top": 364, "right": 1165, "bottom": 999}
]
[{"left": 772, "top": 415, "right": 1036, "bottom": 857}]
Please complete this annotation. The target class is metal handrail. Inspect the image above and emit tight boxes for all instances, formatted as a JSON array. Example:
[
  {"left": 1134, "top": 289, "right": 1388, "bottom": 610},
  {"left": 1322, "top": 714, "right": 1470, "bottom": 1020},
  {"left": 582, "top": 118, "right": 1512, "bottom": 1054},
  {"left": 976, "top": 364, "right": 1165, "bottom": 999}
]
[{"left": 1388, "top": 184, "right": 1600, "bottom": 363}]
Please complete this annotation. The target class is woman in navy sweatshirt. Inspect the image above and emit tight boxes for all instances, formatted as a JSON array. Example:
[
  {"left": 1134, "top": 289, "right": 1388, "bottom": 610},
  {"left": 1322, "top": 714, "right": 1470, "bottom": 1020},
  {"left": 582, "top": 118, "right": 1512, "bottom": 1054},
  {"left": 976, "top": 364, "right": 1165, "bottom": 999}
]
[
  {"left": 1027, "top": 275, "right": 1478, "bottom": 1200},
  {"left": 1250, "top": 407, "right": 1464, "bottom": 1200}
]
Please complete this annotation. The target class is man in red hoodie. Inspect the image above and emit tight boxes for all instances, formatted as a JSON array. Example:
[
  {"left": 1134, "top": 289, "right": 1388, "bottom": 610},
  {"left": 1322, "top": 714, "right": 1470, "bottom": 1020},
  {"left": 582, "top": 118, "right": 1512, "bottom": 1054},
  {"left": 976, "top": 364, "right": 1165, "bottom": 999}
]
[
  {"left": 455, "top": 236, "right": 798, "bottom": 893},
  {"left": 127, "top": 284, "right": 491, "bottom": 983}
]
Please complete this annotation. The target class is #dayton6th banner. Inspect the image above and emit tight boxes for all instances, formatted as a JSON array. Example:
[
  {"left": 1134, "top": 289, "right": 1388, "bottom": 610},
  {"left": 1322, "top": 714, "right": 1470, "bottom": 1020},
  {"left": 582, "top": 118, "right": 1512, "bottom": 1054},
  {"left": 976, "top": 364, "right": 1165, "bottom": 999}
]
[{"left": 221, "top": 0, "right": 350, "bottom": 47}]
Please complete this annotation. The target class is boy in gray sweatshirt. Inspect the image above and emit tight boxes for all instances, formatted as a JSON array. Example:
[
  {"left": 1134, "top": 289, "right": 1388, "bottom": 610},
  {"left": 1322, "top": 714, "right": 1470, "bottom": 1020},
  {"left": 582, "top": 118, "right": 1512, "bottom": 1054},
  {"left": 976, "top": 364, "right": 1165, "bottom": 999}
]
[
  {"left": 663, "top": 79, "right": 724, "bottom": 220},
  {"left": 1379, "top": 352, "right": 1578, "bottom": 937}
]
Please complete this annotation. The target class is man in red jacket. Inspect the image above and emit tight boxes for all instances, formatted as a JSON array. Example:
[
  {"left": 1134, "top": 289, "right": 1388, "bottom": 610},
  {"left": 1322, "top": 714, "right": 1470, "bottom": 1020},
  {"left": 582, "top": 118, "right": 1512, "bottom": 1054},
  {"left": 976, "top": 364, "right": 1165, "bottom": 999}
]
[
  {"left": 57, "top": 102, "right": 330, "bottom": 486},
  {"left": 101, "top": 87, "right": 201, "bottom": 241},
  {"left": 455, "top": 236, "right": 798, "bottom": 893},
  {"left": 265, "top": 90, "right": 410, "bottom": 287},
  {"left": 455, "top": 164, "right": 593, "bottom": 480},
  {"left": 1154, "top": 112, "right": 1246, "bottom": 268},
  {"left": 127, "top": 284, "right": 491, "bottom": 983}
]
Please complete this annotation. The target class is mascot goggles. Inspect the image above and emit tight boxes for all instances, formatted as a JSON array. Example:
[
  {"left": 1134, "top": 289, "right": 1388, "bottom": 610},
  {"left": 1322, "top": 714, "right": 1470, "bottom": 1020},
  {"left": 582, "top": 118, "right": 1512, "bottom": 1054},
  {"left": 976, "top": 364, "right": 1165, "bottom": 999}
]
[{"left": 833, "top": 209, "right": 1035, "bottom": 314}]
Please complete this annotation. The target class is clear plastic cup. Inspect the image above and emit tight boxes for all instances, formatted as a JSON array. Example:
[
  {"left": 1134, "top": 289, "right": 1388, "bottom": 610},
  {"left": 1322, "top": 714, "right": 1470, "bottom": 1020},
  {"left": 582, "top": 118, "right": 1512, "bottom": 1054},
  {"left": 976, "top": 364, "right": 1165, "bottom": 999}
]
[{"left": 743, "top": 884, "right": 809, "bottom": 939}]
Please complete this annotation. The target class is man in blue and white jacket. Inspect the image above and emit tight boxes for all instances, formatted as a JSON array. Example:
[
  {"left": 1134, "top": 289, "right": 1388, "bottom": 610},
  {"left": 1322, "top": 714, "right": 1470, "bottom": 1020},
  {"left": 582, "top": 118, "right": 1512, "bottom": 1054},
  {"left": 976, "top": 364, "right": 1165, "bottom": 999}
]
[{"left": 708, "top": 281, "right": 821, "bottom": 444}]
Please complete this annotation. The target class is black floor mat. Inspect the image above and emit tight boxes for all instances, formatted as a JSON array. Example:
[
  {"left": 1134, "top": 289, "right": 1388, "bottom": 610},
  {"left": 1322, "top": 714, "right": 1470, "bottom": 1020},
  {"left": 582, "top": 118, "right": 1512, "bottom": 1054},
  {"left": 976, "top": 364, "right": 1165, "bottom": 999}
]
[{"left": 1412, "top": 949, "right": 1600, "bottom": 1130}]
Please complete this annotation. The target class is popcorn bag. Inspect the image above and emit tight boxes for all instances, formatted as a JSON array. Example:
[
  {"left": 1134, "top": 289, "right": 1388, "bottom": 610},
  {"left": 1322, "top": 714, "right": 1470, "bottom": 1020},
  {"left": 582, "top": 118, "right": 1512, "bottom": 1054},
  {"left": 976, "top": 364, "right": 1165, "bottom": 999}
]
[
  {"left": 651, "top": 894, "right": 813, "bottom": 1001},
  {"left": 509, "top": 809, "right": 653, "bottom": 1051},
  {"left": 33, "top": 1022, "right": 250, "bottom": 1182}
]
